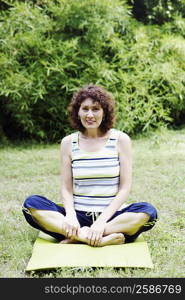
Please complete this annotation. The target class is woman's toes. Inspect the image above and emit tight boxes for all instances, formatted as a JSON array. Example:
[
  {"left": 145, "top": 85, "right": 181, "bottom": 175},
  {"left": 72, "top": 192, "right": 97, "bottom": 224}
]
[{"left": 116, "top": 233, "right": 125, "bottom": 244}]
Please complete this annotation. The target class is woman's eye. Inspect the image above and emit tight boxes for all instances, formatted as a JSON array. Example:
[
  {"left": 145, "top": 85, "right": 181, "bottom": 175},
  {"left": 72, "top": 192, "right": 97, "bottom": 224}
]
[{"left": 81, "top": 107, "right": 100, "bottom": 112}]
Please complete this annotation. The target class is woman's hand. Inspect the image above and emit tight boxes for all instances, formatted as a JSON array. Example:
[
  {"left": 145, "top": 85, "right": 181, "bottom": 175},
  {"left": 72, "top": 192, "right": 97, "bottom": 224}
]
[
  {"left": 62, "top": 214, "right": 80, "bottom": 240},
  {"left": 87, "top": 219, "right": 107, "bottom": 247}
]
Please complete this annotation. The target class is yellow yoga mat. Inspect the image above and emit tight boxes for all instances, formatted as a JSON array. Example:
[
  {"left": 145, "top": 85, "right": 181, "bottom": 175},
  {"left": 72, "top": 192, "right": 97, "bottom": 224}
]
[{"left": 26, "top": 232, "right": 153, "bottom": 271}]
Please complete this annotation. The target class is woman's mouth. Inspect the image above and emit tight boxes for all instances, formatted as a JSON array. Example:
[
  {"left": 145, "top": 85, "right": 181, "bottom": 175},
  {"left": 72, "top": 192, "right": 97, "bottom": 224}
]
[{"left": 86, "top": 120, "right": 95, "bottom": 124}]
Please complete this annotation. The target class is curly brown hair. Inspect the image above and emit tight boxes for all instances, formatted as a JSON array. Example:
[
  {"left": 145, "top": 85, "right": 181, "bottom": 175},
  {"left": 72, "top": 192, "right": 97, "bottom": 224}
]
[{"left": 68, "top": 84, "right": 116, "bottom": 133}]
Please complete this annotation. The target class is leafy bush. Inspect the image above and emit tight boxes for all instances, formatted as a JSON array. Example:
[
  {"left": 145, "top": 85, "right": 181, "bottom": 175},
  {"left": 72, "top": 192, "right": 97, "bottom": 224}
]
[
  {"left": 113, "top": 22, "right": 185, "bottom": 134},
  {"left": 0, "top": 0, "right": 130, "bottom": 141},
  {"left": 0, "top": 0, "right": 185, "bottom": 142}
]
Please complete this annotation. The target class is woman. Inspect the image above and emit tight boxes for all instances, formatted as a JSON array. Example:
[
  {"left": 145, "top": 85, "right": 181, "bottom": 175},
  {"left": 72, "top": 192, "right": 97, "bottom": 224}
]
[{"left": 22, "top": 84, "right": 157, "bottom": 247}]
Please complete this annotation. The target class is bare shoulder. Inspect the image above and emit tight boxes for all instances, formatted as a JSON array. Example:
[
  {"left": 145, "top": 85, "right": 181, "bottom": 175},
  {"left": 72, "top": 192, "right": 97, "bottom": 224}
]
[
  {"left": 117, "top": 130, "right": 132, "bottom": 155},
  {"left": 61, "top": 134, "right": 71, "bottom": 146},
  {"left": 117, "top": 130, "right": 131, "bottom": 145},
  {"left": 60, "top": 134, "right": 72, "bottom": 154}
]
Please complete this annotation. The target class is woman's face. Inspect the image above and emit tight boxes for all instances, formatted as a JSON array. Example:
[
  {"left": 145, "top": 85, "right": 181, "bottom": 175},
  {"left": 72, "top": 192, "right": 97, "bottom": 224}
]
[{"left": 78, "top": 98, "right": 104, "bottom": 130}]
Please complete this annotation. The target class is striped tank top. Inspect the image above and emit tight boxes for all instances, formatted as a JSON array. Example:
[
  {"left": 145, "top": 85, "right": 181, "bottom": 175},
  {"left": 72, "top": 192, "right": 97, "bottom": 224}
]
[{"left": 71, "top": 128, "right": 120, "bottom": 212}]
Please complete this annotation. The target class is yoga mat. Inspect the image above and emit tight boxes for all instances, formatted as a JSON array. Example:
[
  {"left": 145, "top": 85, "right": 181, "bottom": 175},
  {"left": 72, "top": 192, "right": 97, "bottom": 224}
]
[{"left": 26, "top": 232, "right": 153, "bottom": 271}]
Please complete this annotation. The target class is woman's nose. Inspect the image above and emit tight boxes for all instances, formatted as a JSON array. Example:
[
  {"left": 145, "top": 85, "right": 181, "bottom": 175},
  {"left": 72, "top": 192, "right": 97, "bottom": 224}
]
[{"left": 87, "top": 110, "right": 94, "bottom": 117}]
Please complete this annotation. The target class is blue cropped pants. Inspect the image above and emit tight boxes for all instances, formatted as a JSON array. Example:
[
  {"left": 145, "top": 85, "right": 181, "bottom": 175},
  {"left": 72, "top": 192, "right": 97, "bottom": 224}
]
[{"left": 22, "top": 194, "right": 158, "bottom": 243}]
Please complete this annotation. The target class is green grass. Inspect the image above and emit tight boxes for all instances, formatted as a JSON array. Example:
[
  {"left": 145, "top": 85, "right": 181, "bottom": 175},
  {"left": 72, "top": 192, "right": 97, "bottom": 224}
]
[{"left": 0, "top": 127, "right": 185, "bottom": 278}]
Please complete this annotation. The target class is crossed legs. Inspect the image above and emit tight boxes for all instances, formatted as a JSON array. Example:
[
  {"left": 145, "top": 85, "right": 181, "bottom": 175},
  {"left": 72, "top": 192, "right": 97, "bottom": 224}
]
[{"left": 28, "top": 208, "right": 150, "bottom": 246}]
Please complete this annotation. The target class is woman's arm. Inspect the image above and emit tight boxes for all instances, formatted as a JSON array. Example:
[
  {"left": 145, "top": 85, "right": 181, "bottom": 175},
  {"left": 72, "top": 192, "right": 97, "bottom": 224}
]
[
  {"left": 60, "top": 135, "right": 74, "bottom": 213},
  {"left": 60, "top": 135, "right": 80, "bottom": 238}
]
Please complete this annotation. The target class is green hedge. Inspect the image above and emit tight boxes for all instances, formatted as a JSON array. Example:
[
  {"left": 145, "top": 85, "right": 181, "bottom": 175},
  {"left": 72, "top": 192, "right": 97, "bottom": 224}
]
[{"left": 0, "top": 0, "right": 185, "bottom": 142}]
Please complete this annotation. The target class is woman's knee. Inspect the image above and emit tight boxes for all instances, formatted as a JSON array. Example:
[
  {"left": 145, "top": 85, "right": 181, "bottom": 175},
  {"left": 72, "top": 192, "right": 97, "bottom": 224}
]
[
  {"left": 23, "top": 194, "right": 49, "bottom": 211},
  {"left": 23, "top": 195, "right": 39, "bottom": 208},
  {"left": 142, "top": 202, "right": 158, "bottom": 220}
]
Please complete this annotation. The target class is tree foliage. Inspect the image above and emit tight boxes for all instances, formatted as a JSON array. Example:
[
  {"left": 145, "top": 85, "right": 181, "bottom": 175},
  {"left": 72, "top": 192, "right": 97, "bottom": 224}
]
[{"left": 0, "top": 0, "right": 185, "bottom": 142}]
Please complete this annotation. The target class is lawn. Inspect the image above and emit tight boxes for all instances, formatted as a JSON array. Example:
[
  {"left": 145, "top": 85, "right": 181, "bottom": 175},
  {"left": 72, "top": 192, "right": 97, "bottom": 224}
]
[{"left": 0, "top": 127, "right": 185, "bottom": 278}]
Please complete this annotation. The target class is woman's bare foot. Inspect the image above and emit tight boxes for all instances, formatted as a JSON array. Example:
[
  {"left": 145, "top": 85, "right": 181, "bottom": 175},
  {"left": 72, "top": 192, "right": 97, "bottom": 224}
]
[
  {"left": 59, "top": 238, "right": 80, "bottom": 244},
  {"left": 100, "top": 233, "right": 125, "bottom": 246},
  {"left": 76, "top": 226, "right": 125, "bottom": 247}
]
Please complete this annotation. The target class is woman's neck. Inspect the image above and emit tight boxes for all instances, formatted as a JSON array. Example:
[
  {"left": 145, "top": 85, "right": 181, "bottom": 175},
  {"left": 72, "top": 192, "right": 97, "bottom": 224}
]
[{"left": 81, "top": 129, "right": 104, "bottom": 139}]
